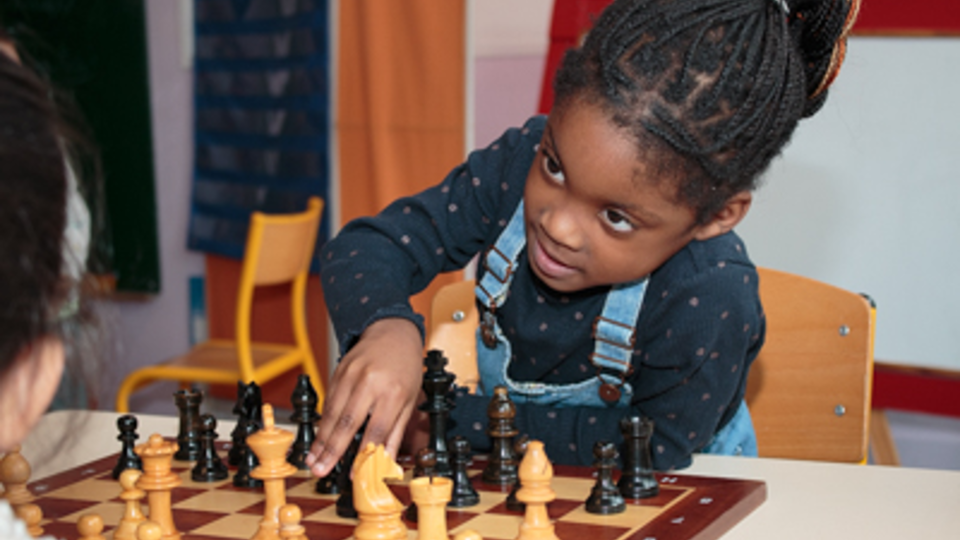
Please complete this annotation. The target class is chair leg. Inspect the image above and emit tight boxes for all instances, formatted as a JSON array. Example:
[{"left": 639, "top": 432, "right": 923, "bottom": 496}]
[{"left": 869, "top": 409, "right": 901, "bottom": 466}]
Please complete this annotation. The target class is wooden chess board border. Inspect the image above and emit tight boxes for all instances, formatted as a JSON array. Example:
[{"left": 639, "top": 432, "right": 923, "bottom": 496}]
[{"left": 28, "top": 443, "right": 766, "bottom": 540}]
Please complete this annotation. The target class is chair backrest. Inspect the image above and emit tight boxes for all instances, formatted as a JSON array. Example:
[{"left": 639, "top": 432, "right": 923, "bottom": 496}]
[
  {"left": 747, "top": 267, "right": 875, "bottom": 463},
  {"left": 235, "top": 197, "right": 324, "bottom": 380},
  {"left": 427, "top": 279, "right": 480, "bottom": 392}
]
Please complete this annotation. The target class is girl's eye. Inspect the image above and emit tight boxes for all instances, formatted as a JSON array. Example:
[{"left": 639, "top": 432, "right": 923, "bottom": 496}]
[
  {"left": 600, "top": 209, "right": 635, "bottom": 232},
  {"left": 542, "top": 154, "right": 565, "bottom": 184}
]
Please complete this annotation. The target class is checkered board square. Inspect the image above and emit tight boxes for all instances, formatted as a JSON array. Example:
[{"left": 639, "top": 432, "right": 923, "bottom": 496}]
[{"left": 26, "top": 442, "right": 765, "bottom": 540}]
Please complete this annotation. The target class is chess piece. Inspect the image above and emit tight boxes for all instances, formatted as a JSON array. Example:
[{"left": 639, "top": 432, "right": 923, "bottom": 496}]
[
  {"left": 617, "top": 416, "right": 659, "bottom": 499},
  {"left": 14, "top": 503, "right": 43, "bottom": 537},
  {"left": 514, "top": 440, "right": 558, "bottom": 540},
  {"left": 248, "top": 404, "right": 298, "bottom": 540},
  {"left": 352, "top": 443, "right": 407, "bottom": 540},
  {"left": 229, "top": 381, "right": 251, "bottom": 466},
  {"left": 289, "top": 374, "right": 320, "bottom": 470},
  {"left": 173, "top": 388, "right": 203, "bottom": 461},
  {"left": 448, "top": 436, "right": 479, "bottom": 508},
  {"left": 136, "top": 521, "right": 163, "bottom": 540},
  {"left": 191, "top": 414, "right": 229, "bottom": 482},
  {"left": 409, "top": 475, "right": 451, "bottom": 540},
  {"left": 483, "top": 386, "right": 519, "bottom": 486},
  {"left": 113, "top": 414, "right": 143, "bottom": 479},
  {"left": 114, "top": 469, "right": 147, "bottom": 540},
  {"left": 405, "top": 447, "right": 437, "bottom": 522},
  {"left": 229, "top": 381, "right": 263, "bottom": 466},
  {"left": 585, "top": 441, "right": 626, "bottom": 514},
  {"left": 77, "top": 513, "right": 106, "bottom": 540},
  {"left": 0, "top": 446, "right": 35, "bottom": 511},
  {"left": 233, "top": 419, "right": 263, "bottom": 488},
  {"left": 505, "top": 435, "right": 530, "bottom": 512},
  {"left": 421, "top": 350, "right": 456, "bottom": 477},
  {"left": 279, "top": 503, "right": 308, "bottom": 540},
  {"left": 135, "top": 433, "right": 183, "bottom": 540},
  {"left": 335, "top": 425, "right": 365, "bottom": 518},
  {"left": 313, "top": 460, "right": 340, "bottom": 495},
  {"left": 410, "top": 475, "right": 480, "bottom": 540}
]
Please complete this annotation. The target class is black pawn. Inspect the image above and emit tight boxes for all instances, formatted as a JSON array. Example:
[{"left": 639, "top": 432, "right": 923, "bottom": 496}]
[
  {"left": 289, "top": 374, "right": 320, "bottom": 470},
  {"left": 482, "top": 386, "right": 518, "bottom": 486},
  {"left": 585, "top": 441, "right": 626, "bottom": 514},
  {"left": 233, "top": 420, "right": 263, "bottom": 488},
  {"left": 448, "top": 436, "right": 479, "bottom": 508},
  {"left": 314, "top": 460, "right": 341, "bottom": 495},
  {"left": 335, "top": 426, "right": 364, "bottom": 518},
  {"left": 504, "top": 435, "right": 530, "bottom": 512},
  {"left": 618, "top": 416, "right": 659, "bottom": 499},
  {"left": 112, "top": 414, "right": 142, "bottom": 479},
  {"left": 405, "top": 447, "right": 437, "bottom": 522},
  {"left": 173, "top": 388, "right": 203, "bottom": 461},
  {"left": 421, "top": 350, "right": 455, "bottom": 478},
  {"left": 192, "top": 414, "right": 229, "bottom": 482}
]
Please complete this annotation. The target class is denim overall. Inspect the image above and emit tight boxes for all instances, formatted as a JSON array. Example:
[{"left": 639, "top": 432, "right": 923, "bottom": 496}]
[{"left": 473, "top": 200, "right": 757, "bottom": 456}]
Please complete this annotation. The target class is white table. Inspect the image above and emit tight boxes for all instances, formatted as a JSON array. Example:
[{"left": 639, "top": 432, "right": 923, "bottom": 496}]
[{"left": 21, "top": 410, "right": 960, "bottom": 540}]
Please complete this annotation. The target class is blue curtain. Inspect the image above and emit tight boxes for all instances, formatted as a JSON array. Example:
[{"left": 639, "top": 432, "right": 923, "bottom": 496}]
[{"left": 189, "top": 0, "right": 329, "bottom": 269}]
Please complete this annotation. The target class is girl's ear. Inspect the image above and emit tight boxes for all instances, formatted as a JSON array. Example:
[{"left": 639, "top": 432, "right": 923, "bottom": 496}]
[
  {"left": 0, "top": 338, "right": 65, "bottom": 452},
  {"left": 693, "top": 191, "right": 753, "bottom": 241}
]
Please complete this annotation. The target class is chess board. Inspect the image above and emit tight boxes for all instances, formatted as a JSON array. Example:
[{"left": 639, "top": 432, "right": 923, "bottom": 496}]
[{"left": 27, "top": 442, "right": 765, "bottom": 540}]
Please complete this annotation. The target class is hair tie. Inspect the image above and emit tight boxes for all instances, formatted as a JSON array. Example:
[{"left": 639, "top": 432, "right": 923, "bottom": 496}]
[{"left": 809, "top": 0, "right": 862, "bottom": 99}]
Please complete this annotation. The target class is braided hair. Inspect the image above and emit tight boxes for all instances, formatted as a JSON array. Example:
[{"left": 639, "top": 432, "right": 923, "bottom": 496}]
[{"left": 554, "top": 0, "right": 860, "bottom": 224}]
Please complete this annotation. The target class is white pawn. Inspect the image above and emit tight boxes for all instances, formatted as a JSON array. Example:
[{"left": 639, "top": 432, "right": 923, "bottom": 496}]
[
  {"left": 77, "top": 513, "right": 106, "bottom": 540},
  {"left": 14, "top": 503, "right": 43, "bottom": 538},
  {"left": 136, "top": 521, "right": 163, "bottom": 540},
  {"left": 114, "top": 469, "right": 146, "bottom": 540},
  {"left": 279, "top": 504, "right": 308, "bottom": 540},
  {"left": 1, "top": 446, "right": 35, "bottom": 509}
]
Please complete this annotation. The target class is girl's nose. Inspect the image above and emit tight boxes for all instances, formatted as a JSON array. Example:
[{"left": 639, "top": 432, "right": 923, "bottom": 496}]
[{"left": 540, "top": 205, "right": 584, "bottom": 251}]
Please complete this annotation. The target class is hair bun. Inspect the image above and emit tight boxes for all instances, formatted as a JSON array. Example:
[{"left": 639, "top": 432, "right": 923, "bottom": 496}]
[{"left": 785, "top": 0, "right": 861, "bottom": 114}]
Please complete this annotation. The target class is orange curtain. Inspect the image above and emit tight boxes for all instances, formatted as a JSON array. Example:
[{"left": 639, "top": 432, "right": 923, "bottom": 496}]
[{"left": 337, "top": 0, "right": 466, "bottom": 327}]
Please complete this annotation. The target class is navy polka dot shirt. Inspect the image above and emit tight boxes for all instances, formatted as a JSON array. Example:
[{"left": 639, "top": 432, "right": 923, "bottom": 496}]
[{"left": 321, "top": 116, "right": 765, "bottom": 471}]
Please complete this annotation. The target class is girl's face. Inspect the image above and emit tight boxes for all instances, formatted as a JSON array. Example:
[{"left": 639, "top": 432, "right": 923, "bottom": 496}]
[{"left": 524, "top": 100, "right": 711, "bottom": 293}]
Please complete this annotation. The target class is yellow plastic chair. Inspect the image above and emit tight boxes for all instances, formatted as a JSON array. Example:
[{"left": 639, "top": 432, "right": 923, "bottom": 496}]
[
  {"left": 115, "top": 198, "right": 326, "bottom": 413},
  {"left": 428, "top": 267, "right": 876, "bottom": 463}
]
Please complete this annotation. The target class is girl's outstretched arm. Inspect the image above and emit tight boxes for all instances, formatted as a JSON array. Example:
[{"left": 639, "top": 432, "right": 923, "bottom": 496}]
[{"left": 306, "top": 317, "right": 423, "bottom": 477}]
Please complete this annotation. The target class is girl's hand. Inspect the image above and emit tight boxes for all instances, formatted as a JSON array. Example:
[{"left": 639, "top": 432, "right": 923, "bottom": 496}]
[{"left": 306, "top": 318, "right": 423, "bottom": 478}]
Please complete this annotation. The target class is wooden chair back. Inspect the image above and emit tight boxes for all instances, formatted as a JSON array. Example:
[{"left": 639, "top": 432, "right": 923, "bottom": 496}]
[
  {"left": 747, "top": 267, "right": 875, "bottom": 462},
  {"left": 427, "top": 279, "right": 480, "bottom": 392}
]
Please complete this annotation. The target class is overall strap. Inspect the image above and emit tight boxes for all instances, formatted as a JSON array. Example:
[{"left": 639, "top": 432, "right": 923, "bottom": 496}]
[
  {"left": 591, "top": 278, "right": 649, "bottom": 394},
  {"left": 475, "top": 200, "right": 526, "bottom": 310}
]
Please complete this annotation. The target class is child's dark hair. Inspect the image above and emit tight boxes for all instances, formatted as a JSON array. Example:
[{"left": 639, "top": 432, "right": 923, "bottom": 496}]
[
  {"left": 0, "top": 34, "right": 94, "bottom": 386},
  {"left": 0, "top": 47, "right": 67, "bottom": 374},
  {"left": 554, "top": 0, "right": 860, "bottom": 224}
]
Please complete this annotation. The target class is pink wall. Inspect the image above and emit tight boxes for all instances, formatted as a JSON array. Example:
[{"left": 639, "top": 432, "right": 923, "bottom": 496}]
[{"left": 100, "top": 0, "right": 204, "bottom": 413}]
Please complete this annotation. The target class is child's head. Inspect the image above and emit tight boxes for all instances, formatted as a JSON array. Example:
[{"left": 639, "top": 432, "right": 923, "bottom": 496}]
[
  {"left": 0, "top": 33, "right": 76, "bottom": 451},
  {"left": 553, "top": 0, "right": 859, "bottom": 224},
  {"left": 523, "top": 0, "right": 857, "bottom": 292}
]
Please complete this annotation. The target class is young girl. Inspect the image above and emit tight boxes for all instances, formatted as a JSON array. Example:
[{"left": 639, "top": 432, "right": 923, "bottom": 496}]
[
  {"left": 307, "top": 0, "right": 860, "bottom": 474},
  {"left": 0, "top": 27, "right": 95, "bottom": 539}
]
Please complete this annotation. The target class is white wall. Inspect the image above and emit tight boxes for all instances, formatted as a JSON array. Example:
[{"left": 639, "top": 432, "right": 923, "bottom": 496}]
[
  {"left": 738, "top": 37, "right": 960, "bottom": 371},
  {"left": 99, "top": 0, "right": 204, "bottom": 412},
  {"left": 472, "top": 3, "right": 960, "bottom": 371}
]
